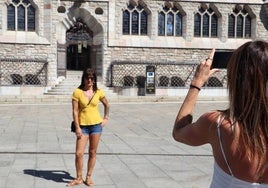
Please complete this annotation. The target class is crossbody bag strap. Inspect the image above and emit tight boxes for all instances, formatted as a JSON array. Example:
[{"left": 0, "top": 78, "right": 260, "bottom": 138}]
[{"left": 87, "top": 92, "right": 96, "bottom": 106}]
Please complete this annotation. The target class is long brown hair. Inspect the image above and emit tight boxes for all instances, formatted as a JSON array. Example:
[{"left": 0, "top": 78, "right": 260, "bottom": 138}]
[
  {"left": 78, "top": 68, "right": 98, "bottom": 92},
  {"left": 227, "top": 40, "right": 268, "bottom": 157}
]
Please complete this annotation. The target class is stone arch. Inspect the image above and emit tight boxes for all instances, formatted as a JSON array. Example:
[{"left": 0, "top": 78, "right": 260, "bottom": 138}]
[
  {"left": 56, "top": 6, "right": 104, "bottom": 76},
  {"left": 68, "top": 8, "right": 104, "bottom": 43}
]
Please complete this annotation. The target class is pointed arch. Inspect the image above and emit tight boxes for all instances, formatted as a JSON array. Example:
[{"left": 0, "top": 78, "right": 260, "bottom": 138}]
[
  {"left": 122, "top": 0, "right": 151, "bottom": 35},
  {"left": 157, "top": 1, "right": 186, "bottom": 37},
  {"left": 6, "top": 0, "right": 38, "bottom": 31},
  {"left": 228, "top": 5, "right": 255, "bottom": 38},
  {"left": 194, "top": 3, "right": 219, "bottom": 37}
]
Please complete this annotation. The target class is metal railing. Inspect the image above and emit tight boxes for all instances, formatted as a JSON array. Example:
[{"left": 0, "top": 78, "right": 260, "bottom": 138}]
[
  {"left": 0, "top": 59, "right": 48, "bottom": 86},
  {"left": 111, "top": 61, "right": 227, "bottom": 88}
]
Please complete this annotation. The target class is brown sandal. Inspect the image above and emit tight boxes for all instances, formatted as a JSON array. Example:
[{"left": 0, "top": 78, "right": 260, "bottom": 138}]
[
  {"left": 66, "top": 178, "right": 83, "bottom": 187},
  {"left": 85, "top": 176, "right": 94, "bottom": 187}
]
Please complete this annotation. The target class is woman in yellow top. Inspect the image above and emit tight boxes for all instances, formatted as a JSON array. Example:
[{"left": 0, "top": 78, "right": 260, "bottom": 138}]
[{"left": 67, "top": 68, "right": 110, "bottom": 187}]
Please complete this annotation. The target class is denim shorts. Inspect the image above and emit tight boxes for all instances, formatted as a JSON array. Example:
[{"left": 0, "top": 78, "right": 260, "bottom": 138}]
[{"left": 80, "top": 124, "right": 102, "bottom": 135}]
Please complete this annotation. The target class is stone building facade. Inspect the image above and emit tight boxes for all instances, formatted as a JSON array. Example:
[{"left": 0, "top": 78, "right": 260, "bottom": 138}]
[{"left": 0, "top": 0, "right": 267, "bottom": 95}]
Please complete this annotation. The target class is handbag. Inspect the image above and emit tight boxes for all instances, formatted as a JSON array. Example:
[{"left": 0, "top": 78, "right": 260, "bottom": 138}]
[
  {"left": 71, "top": 121, "right": 76, "bottom": 132},
  {"left": 71, "top": 92, "right": 96, "bottom": 132}
]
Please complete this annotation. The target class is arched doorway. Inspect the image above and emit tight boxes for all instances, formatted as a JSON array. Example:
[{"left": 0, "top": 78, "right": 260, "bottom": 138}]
[{"left": 66, "top": 18, "right": 93, "bottom": 70}]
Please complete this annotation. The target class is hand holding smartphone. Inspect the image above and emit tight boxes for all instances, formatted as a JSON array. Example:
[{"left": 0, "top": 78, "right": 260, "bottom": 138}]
[{"left": 212, "top": 51, "right": 233, "bottom": 69}]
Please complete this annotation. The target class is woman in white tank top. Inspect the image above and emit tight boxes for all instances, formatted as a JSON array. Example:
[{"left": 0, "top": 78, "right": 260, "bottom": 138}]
[{"left": 172, "top": 40, "right": 268, "bottom": 187}]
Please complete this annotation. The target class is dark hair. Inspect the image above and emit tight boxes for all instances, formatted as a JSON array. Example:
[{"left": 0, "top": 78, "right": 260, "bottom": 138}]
[
  {"left": 227, "top": 40, "right": 268, "bottom": 157},
  {"left": 78, "top": 68, "right": 98, "bottom": 92}
]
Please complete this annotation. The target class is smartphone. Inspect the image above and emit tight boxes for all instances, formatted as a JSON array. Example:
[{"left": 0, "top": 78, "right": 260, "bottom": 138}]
[{"left": 212, "top": 51, "right": 233, "bottom": 69}]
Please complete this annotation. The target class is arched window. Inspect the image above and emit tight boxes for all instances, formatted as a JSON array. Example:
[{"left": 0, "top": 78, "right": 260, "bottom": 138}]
[
  {"left": 170, "top": 76, "right": 185, "bottom": 87},
  {"left": 206, "top": 77, "right": 223, "bottom": 87},
  {"left": 228, "top": 15, "right": 235, "bottom": 37},
  {"left": 194, "top": 7, "right": 218, "bottom": 37},
  {"left": 122, "top": 2, "right": 148, "bottom": 35},
  {"left": 158, "top": 76, "right": 169, "bottom": 87},
  {"left": 7, "top": 0, "right": 35, "bottom": 31},
  {"left": 158, "top": 3, "right": 184, "bottom": 36},
  {"left": 228, "top": 6, "right": 252, "bottom": 38},
  {"left": 123, "top": 75, "right": 134, "bottom": 87}
]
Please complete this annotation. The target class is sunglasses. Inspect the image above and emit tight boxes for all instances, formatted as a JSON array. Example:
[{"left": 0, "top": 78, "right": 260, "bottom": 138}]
[{"left": 86, "top": 76, "right": 94, "bottom": 81}]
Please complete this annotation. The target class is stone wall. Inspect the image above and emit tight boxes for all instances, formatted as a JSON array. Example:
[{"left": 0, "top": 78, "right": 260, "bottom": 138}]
[
  {"left": 0, "top": 0, "right": 58, "bottom": 89},
  {"left": 0, "top": 0, "right": 267, "bottom": 96},
  {"left": 103, "top": 0, "right": 267, "bottom": 85},
  {"left": 108, "top": 0, "right": 267, "bottom": 48},
  {"left": 109, "top": 47, "right": 211, "bottom": 64}
]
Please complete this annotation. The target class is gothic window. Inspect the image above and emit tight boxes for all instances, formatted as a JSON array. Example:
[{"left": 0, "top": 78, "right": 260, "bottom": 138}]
[
  {"left": 158, "top": 12, "right": 165, "bottom": 35},
  {"left": 7, "top": 5, "right": 15, "bottom": 30},
  {"left": 122, "top": 3, "right": 148, "bottom": 35},
  {"left": 211, "top": 14, "right": 218, "bottom": 36},
  {"left": 228, "top": 6, "right": 252, "bottom": 38},
  {"left": 158, "top": 4, "right": 183, "bottom": 36},
  {"left": 7, "top": 0, "right": 36, "bottom": 31},
  {"left": 123, "top": 11, "right": 130, "bottom": 34},
  {"left": 228, "top": 15, "right": 235, "bottom": 37},
  {"left": 194, "top": 7, "right": 218, "bottom": 37},
  {"left": 27, "top": 4, "right": 35, "bottom": 31},
  {"left": 194, "top": 14, "right": 201, "bottom": 36},
  {"left": 132, "top": 10, "right": 139, "bottom": 34}
]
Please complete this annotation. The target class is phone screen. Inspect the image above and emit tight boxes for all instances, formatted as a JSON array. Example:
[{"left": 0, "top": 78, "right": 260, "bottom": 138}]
[{"left": 212, "top": 51, "right": 233, "bottom": 69}]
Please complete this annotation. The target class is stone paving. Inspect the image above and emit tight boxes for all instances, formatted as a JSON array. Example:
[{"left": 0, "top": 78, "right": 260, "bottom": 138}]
[{"left": 0, "top": 100, "right": 228, "bottom": 188}]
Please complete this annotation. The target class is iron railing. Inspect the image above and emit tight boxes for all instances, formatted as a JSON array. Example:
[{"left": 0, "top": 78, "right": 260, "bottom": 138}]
[
  {"left": 0, "top": 59, "right": 48, "bottom": 86},
  {"left": 111, "top": 61, "right": 227, "bottom": 88}
]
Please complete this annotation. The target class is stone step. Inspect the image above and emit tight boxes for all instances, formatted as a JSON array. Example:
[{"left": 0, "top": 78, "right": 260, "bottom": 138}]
[
  {"left": 45, "top": 71, "right": 117, "bottom": 97},
  {"left": 45, "top": 84, "right": 116, "bottom": 95}
]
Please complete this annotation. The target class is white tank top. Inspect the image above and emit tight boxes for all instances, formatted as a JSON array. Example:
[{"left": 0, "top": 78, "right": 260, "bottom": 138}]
[{"left": 210, "top": 116, "right": 268, "bottom": 188}]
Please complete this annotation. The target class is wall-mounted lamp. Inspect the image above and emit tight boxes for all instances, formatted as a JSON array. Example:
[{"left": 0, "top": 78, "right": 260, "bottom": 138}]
[{"left": 78, "top": 42, "right": 82, "bottom": 53}]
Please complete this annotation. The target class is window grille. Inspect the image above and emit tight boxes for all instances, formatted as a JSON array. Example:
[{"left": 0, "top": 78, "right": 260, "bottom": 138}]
[
  {"left": 171, "top": 76, "right": 185, "bottom": 87},
  {"left": 158, "top": 3, "right": 183, "bottom": 36},
  {"left": 159, "top": 76, "right": 169, "bottom": 87},
  {"left": 228, "top": 6, "right": 252, "bottom": 38},
  {"left": 7, "top": 0, "right": 35, "bottom": 31},
  {"left": 122, "top": 3, "right": 148, "bottom": 35},
  {"left": 207, "top": 77, "right": 223, "bottom": 87},
  {"left": 0, "top": 59, "right": 48, "bottom": 86},
  {"left": 111, "top": 61, "right": 227, "bottom": 89},
  {"left": 194, "top": 7, "right": 218, "bottom": 37}
]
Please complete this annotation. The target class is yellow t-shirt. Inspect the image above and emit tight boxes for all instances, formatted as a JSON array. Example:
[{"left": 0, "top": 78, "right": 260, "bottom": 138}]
[{"left": 72, "top": 88, "right": 105, "bottom": 126}]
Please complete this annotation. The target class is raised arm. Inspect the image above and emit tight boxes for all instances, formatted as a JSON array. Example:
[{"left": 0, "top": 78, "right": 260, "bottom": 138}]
[{"left": 172, "top": 49, "right": 219, "bottom": 145}]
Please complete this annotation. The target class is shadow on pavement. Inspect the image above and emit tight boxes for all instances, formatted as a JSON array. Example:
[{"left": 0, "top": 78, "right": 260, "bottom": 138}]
[{"left": 23, "top": 169, "right": 74, "bottom": 183}]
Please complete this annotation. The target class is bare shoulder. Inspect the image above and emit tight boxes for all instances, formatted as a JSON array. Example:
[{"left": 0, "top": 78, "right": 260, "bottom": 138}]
[
  {"left": 196, "top": 110, "right": 220, "bottom": 128},
  {"left": 175, "top": 110, "right": 221, "bottom": 146},
  {"left": 194, "top": 111, "right": 222, "bottom": 144}
]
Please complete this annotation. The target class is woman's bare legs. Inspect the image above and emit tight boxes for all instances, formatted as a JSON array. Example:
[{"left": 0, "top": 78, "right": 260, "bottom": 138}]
[
  {"left": 85, "top": 133, "right": 101, "bottom": 186},
  {"left": 67, "top": 135, "right": 89, "bottom": 186}
]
